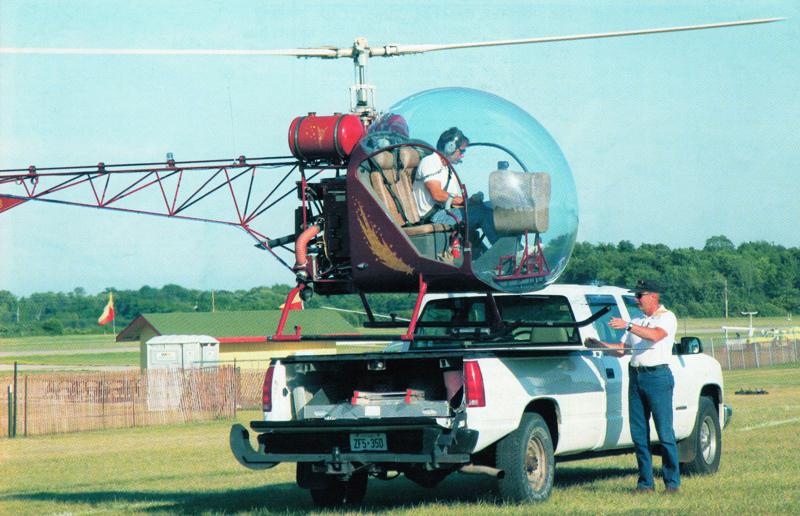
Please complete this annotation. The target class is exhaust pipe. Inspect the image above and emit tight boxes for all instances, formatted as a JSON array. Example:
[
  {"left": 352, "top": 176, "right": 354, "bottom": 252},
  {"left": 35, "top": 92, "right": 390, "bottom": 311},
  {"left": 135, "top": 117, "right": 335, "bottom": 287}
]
[
  {"left": 294, "top": 224, "right": 321, "bottom": 269},
  {"left": 458, "top": 465, "right": 505, "bottom": 479}
]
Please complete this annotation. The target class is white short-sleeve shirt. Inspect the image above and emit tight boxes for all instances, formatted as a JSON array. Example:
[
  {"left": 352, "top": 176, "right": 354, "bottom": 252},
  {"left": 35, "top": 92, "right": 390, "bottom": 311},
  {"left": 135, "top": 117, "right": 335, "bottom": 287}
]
[
  {"left": 413, "top": 153, "right": 460, "bottom": 217},
  {"left": 623, "top": 305, "right": 678, "bottom": 367}
]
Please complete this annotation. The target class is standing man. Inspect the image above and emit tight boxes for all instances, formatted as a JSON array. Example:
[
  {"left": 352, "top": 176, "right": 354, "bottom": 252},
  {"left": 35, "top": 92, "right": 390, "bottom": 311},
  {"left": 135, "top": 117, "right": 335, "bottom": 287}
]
[
  {"left": 413, "top": 127, "right": 497, "bottom": 243},
  {"left": 584, "top": 280, "right": 680, "bottom": 494}
]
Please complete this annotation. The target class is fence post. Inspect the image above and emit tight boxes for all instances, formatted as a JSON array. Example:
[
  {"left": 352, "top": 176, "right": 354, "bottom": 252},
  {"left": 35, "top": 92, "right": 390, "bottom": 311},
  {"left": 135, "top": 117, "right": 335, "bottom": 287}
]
[
  {"left": 233, "top": 359, "right": 238, "bottom": 418},
  {"left": 710, "top": 337, "right": 715, "bottom": 359},
  {"left": 101, "top": 372, "right": 106, "bottom": 430},
  {"left": 7, "top": 385, "right": 13, "bottom": 438},
  {"left": 132, "top": 372, "right": 136, "bottom": 428},
  {"left": 13, "top": 362, "right": 18, "bottom": 438},
  {"left": 24, "top": 375, "right": 28, "bottom": 437},
  {"left": 725, "top": 342, "right": 730, "bottom": 370}
]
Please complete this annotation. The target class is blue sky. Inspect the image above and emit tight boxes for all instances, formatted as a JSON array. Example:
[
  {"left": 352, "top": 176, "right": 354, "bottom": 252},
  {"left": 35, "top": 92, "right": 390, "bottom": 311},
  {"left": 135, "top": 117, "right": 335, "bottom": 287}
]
[{"left": 1, "top": 1, "right": 798, "bottom": 296}]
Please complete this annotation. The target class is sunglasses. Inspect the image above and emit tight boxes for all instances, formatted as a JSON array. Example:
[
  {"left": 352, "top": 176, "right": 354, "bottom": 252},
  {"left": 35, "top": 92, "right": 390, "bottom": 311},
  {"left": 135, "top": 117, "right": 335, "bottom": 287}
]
[
  {"left": 458, "top": 146, "right": 467, "bottom": 154},
  {"left": 634, "top": 292, "right": 652, "bottom": 300}
]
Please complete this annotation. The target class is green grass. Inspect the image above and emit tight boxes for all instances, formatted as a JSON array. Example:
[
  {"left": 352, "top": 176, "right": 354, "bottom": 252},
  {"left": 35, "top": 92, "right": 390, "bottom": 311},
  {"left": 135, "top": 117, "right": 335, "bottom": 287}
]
[
  {"left": 0, "top": 334, "right": 127, "bottom": 352},
  {"left": 2, "top": 365, "right": 798, "bottom": 515},
  {"left": 0, "top": 352, "right": 140, "bottom": 367}
]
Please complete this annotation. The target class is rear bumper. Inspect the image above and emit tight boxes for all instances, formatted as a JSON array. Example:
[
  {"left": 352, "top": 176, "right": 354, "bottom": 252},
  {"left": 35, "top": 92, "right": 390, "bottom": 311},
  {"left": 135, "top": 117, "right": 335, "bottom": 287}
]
[{"left": 230, "top": 418, "right": 479, "bottom": 471}]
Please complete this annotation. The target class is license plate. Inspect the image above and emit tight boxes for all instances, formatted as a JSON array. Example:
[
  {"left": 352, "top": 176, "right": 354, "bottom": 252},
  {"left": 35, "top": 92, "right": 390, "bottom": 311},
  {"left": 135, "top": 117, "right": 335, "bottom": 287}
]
[{"left": 350, "top": 432, "right": 387, "bottom": 451}]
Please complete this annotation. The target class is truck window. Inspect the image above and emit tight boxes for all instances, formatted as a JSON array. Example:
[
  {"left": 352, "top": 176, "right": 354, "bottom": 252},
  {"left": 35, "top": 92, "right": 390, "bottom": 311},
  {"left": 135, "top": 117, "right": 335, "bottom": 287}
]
[
  {"left": 414, "top": 295, "right": 578, "bottom": 348},
  {"left": 585, "top": 294, "right": 625, "bottom": 343},
  {"left": 623, "top": 295, "right": 644, "bottom": 320}
]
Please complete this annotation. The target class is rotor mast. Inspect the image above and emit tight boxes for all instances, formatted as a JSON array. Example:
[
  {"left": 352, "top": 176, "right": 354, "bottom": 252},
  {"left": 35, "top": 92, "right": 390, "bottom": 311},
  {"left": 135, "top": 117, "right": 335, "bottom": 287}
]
[{"left": 351, "top": 38, "right": 377, "bottom": 124}]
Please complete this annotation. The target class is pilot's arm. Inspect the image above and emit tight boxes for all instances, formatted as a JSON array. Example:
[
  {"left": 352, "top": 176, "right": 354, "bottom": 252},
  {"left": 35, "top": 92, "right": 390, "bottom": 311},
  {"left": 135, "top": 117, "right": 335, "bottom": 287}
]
[{"left": 424, "top": 179, "right": 464, "bottom": 207}]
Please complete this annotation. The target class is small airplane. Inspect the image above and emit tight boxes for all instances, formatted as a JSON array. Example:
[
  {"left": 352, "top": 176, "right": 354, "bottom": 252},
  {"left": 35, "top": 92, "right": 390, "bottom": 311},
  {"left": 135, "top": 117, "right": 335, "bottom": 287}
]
[{"left": 0, "top": 18, "right": 783, "bottom": 337}]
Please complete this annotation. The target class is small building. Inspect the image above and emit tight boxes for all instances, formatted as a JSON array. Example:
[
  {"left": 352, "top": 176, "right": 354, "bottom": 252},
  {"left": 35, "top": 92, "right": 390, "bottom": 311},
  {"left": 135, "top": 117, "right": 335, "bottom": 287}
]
[
  {"left": 144, "top": 335, "right": 220, "bottom": 411},
  {"left": 145, "top": 335, "right": 220, "bottom": 369},
  {"left": 117, "top": 309, "right": 356, "bottom": 370}
]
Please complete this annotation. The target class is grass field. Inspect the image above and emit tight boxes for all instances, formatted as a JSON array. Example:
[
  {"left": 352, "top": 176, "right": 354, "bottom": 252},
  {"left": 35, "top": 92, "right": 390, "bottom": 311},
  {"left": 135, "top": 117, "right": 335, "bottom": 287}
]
[
  {"left": 0, "top": 352, "right": 140, "bottom": 367},
  {"left": 0, "top": 334, "right": 126, "bottom": 352},
  {"left": 2, "top": 363, "right": 798, "bottom": 516}
]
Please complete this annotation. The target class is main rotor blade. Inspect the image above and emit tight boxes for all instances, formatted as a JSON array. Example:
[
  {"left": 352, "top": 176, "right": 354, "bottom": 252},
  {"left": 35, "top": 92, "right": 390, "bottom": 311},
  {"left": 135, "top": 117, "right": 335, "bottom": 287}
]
[
  {"left": 370, "top": 18, "right": 785, "bottom": 56},
  {"left": 0, "top": 46, "right": 351, "bottom": 58},
  {"left": 0, "top": 18, "right": 784, "bottom": 58}
]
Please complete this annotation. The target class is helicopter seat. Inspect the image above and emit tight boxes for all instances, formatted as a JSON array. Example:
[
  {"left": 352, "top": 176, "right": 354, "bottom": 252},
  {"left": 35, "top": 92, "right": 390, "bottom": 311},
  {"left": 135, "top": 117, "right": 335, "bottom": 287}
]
[
  {"left": 489, "top": 169, "right": 550, "bottom": 234},
  {"left": 369, "top": 151, "right": 405, "bottom": 226},
  {"left": 368, "top": 148, "right": 452, "bottom": 237}
]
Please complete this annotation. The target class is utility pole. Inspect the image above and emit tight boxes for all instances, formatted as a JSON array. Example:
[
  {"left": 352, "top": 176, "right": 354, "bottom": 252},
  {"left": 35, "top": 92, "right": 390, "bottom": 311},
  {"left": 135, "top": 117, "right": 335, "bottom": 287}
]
[{"left": 724, "top": 279, "right": 729, "bottom": 318}]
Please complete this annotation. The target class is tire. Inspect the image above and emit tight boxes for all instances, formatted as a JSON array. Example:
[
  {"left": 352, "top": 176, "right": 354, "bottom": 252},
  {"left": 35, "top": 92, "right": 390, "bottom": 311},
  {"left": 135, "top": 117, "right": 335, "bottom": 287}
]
[
  {"left": 496, "top": 413, "right": 555, "bottom": 502},
  {"left": 680, "top": 396, "right": 722, "bottom": 475},
  {"left": 309, "top": 470, "right": 368, "bottom": 508}
]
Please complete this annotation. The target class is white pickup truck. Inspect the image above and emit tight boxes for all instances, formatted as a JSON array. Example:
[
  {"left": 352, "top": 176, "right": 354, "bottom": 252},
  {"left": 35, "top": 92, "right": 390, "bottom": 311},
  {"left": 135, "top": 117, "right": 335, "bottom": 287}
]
[{"left": 230, "top": 284, "right": 731, "bottom": 507}]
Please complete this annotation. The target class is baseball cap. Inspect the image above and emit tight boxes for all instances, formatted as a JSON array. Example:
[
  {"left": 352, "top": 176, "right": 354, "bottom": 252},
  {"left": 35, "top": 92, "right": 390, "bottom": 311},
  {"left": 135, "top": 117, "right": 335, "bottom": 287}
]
[{"left": 632, "top": 279, "right": 661, "bottom": 294}]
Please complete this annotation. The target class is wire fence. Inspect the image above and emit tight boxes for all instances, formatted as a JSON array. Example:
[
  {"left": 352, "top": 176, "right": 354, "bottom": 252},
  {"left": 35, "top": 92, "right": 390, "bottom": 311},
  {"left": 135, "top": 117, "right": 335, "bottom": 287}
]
[
  {"left": 4, "top": 338, "right": 799, "bottom": 438},
  {"left": 707, "top": 335, "right": 800, "bottom": 371},
  {"left": 1, "top": 366, "right": 266, "bottom": 438}
]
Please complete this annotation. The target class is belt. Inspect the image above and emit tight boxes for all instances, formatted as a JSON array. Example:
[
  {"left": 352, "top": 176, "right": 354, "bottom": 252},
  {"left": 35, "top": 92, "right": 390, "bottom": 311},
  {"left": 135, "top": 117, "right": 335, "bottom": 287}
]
[{"left": 629, "top": 364, "right": 669, "bottom": 373}]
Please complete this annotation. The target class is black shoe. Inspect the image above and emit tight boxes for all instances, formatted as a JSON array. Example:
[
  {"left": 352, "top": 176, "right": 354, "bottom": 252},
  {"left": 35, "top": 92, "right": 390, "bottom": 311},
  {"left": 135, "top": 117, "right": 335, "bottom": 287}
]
[{"left": 663, "top": 487, "right": 679, "bottom": 495}]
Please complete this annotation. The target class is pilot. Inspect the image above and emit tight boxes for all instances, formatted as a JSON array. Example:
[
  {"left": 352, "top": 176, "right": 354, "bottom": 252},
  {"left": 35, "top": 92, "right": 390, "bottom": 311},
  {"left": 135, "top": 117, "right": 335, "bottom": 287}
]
[{"left": 413, "top": 127, "right": 497, "bottom": 244}]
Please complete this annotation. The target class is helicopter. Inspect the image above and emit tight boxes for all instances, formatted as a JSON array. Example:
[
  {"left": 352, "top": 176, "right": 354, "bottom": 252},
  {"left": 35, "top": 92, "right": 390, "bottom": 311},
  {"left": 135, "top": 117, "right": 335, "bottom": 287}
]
[{"left": 0, "top": 17, "right": 784, "bottom": 336}]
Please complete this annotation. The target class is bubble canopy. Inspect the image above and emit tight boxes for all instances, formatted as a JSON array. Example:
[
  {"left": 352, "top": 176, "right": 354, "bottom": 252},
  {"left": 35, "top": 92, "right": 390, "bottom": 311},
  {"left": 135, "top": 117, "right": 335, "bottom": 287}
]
[{"left": 364, "top": 88, "right": 578, "bottom": 293}]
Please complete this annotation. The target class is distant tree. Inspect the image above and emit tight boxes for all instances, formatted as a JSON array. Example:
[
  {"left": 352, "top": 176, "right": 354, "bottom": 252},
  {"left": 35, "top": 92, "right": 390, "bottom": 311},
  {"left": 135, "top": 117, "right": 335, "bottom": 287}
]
[
  {"left": 704, "top": 235, "right": 735, "bottom": 252},
  {"left": 617, "top": 240, "right": 635, "bottom": 253},
  {"left": 42, "top": 318, "right": 64, "bottom": 335},
  {"left": 0, "top": 290, "right": 18, "bottom": 323}
]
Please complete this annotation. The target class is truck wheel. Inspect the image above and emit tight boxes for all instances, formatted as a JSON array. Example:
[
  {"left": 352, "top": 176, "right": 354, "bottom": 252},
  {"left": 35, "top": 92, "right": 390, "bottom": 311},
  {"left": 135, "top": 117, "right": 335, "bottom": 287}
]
[
  {"left": 680, "top": 396, "right": 722, "bottom": 475},
  {"left": 496, "top": 413, "right": 555, "bottom": 502},
  {"left": 309, "top": 471, "right": 368, "bottom": 508}
]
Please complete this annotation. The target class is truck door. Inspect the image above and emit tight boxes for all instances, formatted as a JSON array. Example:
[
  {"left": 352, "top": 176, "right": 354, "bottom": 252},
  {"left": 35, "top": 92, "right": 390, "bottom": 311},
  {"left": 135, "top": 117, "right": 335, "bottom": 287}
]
[{"left": 585, "top": 294, "right": 628, "bottom": 447}]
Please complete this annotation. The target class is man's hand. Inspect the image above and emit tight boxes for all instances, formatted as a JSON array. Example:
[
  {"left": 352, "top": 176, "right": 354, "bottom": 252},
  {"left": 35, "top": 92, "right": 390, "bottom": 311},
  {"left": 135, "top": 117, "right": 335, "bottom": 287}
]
[
  {"left": 584, "top": 337, "right": 603, "bottom": 348},
  {"left": 608, "top": 316, "right": 628, "bottom": 330}
]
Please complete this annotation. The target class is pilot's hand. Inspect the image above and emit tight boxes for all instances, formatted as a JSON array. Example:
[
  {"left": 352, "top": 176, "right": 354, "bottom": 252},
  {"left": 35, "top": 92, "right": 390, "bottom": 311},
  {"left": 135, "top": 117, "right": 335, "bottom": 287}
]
[{"left": 468, "top": 191, "right": 484, "bottom": 205}]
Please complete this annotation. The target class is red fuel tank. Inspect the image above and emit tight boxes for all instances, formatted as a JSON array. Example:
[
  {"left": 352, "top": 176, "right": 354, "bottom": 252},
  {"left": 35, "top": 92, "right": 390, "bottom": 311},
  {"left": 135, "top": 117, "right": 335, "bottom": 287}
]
[{"left": 288, "top": 113, "right": 365, "bottom": 162}]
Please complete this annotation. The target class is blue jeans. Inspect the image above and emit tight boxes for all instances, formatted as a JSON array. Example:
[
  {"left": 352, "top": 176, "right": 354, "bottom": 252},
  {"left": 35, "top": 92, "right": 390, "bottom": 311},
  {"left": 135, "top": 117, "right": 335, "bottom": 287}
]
[
  {"left": 431, "top": 203, "right": 498, "bottom": 244},
  {"left": 628, "top": 367, "right": 680, "bottom": 489}
]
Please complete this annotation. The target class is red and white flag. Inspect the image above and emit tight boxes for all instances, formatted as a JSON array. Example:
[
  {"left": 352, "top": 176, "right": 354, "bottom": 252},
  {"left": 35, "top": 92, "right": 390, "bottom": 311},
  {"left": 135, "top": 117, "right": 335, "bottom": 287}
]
[{"left": 98, "top": 293, "right": 115, "bottom": 325}]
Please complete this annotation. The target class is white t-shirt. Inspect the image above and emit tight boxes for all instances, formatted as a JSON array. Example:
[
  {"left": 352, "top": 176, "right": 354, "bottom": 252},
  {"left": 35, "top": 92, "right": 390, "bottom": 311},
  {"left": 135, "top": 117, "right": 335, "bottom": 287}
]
[
  {"left": 623, "top": 305, "right": 678, "bottom": 367},
  {"left": 413, "top": 153, "right": 460, "bottom": 217}
]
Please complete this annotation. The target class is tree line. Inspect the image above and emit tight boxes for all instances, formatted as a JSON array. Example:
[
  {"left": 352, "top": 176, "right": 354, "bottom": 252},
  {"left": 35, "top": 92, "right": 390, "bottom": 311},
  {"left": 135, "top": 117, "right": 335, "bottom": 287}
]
[
  {"left": 1, "top": 236, "right": 797, "bottom": 337},
  {"left": 559, "top": 236, "right": 800, "bottom": 318},
  {"left": 0, "top": 283, "right": 418, "bottom": 337}
]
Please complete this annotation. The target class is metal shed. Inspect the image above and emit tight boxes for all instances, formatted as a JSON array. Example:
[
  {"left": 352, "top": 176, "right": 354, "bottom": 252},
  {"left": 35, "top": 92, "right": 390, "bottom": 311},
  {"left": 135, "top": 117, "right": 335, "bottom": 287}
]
[{"left": 145, "top": 334, "right": 219, "bottom": 370}]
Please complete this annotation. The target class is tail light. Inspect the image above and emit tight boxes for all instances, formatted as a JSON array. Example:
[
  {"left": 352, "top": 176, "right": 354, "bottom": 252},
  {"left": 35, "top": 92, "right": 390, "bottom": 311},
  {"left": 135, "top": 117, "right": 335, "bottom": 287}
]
[
  {"left": 464, "top": 360, "right": 486, "bottom": 408},
  {"left": 262, "top": 365, "right": 275, "bottom": 412}
]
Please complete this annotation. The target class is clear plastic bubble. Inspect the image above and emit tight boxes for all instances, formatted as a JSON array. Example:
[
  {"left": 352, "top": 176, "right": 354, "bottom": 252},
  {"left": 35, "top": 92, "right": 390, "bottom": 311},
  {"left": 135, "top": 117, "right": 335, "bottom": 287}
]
[{"left": 367, "top": 88, "right": 578, "bottom": 292}]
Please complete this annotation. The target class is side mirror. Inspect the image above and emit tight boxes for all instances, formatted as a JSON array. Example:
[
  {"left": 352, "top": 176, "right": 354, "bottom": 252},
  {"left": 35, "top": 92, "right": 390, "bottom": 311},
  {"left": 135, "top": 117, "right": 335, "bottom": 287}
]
[{"left": 678, "top": 336, "right": 703, "bottom": 355}]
